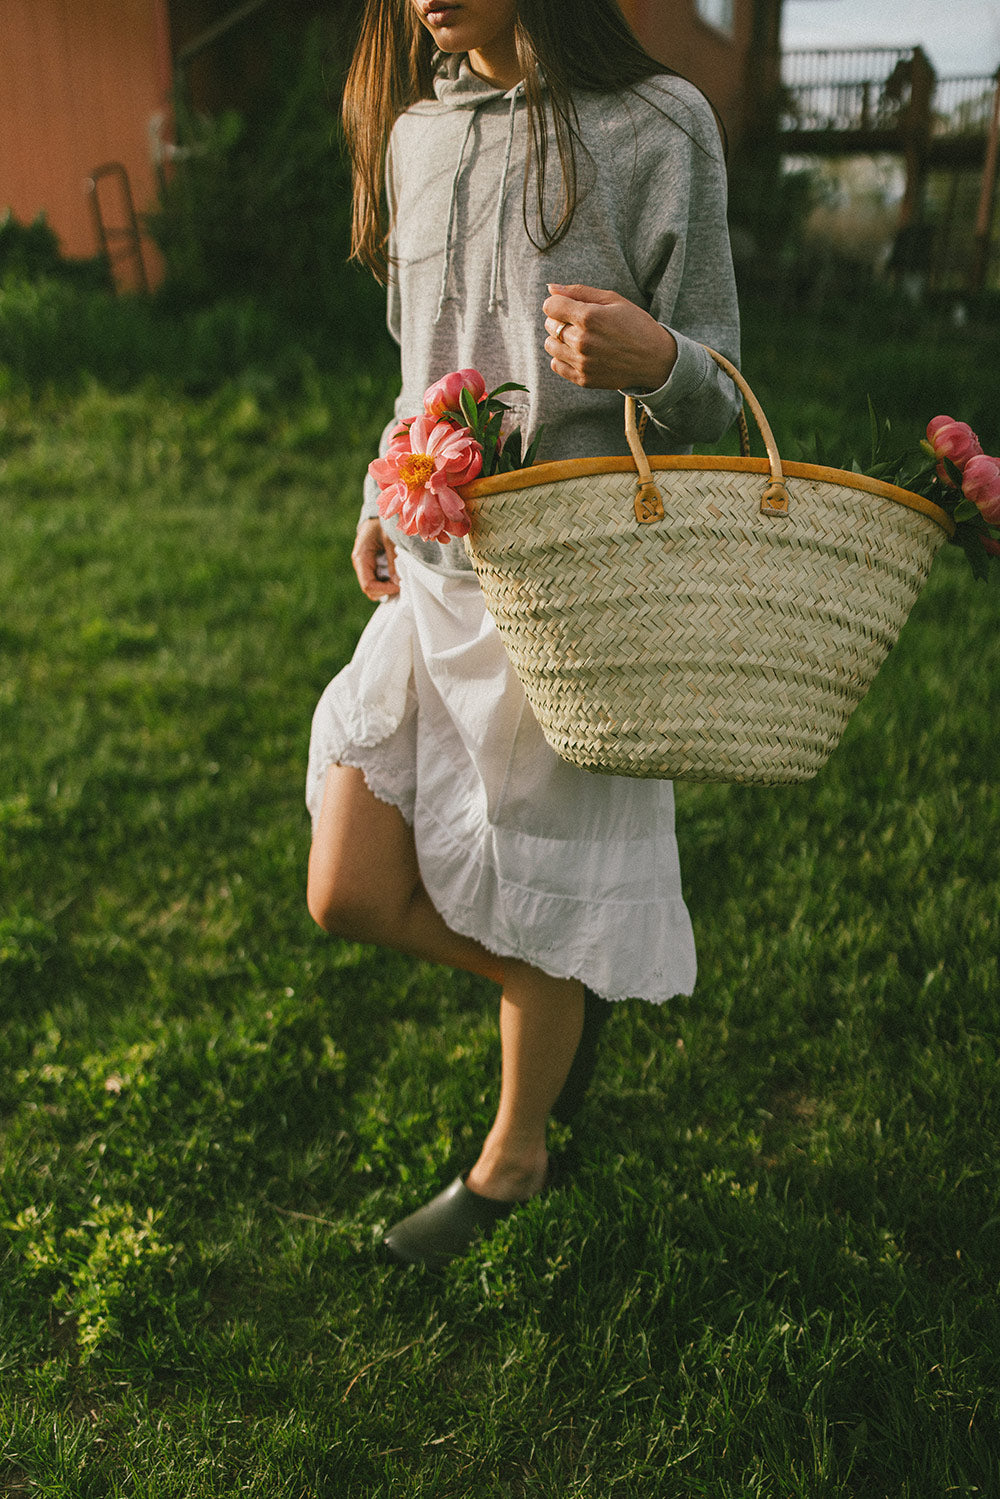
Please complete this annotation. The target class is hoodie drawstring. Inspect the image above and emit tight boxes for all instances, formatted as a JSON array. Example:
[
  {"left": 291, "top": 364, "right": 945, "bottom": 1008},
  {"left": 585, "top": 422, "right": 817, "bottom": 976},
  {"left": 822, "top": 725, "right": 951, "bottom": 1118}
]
[
  {"left": 434, "top": 109, "right": 476, "bottom": 323},
  {"left": 434, "top": 84, "right": 522, "bottom": 324},
  {"left": 488, "top": 86, "right": 521, "bottom": 315}
]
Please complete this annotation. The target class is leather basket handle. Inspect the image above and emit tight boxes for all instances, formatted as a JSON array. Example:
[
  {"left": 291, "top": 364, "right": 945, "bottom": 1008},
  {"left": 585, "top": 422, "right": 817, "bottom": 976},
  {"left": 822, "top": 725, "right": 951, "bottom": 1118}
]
[{"left": 625, "top": 346, "right": 790, "bottom": 523}]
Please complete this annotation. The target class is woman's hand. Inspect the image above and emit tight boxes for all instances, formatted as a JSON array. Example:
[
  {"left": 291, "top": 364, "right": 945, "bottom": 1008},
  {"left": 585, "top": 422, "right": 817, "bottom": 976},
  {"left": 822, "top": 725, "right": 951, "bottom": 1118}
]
[
  {"left": 542, "top": 283, "right": 677, "bottom": 392},
  {"left": 352, "top": 517, "right": 400, "bottom": 600}
]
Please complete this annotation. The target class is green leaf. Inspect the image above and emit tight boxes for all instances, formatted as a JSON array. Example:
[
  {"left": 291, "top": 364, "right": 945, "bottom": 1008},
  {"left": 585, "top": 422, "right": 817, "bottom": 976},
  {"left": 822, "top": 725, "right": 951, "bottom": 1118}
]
[
  {"left": 810, "top": 430, "right": 829, "bottom": 467},
  {"left": 941, "top": 455, "right": 964, "bottom": 490},
  {"left": 460, "top": 386, "right": 479, "bottom": 429},
  {"left": 867, "top": 395, "right": 880, "bottom": 467},
  {"left": 502, "top": 429, "right": 523, "bottom": 471},
  {"left": 523, "top": 426, "right": 544, "bottom": 467}
]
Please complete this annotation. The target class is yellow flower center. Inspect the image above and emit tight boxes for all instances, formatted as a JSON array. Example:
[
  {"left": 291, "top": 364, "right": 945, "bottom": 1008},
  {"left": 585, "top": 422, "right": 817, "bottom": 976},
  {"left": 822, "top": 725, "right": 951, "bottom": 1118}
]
[{"left": 399, "top": 452, "right": 435, "bottom": 489}]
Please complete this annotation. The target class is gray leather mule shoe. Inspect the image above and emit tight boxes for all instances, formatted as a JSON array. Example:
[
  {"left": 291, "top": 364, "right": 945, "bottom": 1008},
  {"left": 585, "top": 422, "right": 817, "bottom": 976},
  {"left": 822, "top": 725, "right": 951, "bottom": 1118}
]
[{"left": 382, "top": 1176, "right": 518, "bottom": 1268}]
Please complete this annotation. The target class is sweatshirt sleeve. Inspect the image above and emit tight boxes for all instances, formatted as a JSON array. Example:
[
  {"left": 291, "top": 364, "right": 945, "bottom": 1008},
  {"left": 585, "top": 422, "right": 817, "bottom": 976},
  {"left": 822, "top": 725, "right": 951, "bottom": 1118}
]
[{"left": 616, "top": 80, "right": 741, "bottom": 445}]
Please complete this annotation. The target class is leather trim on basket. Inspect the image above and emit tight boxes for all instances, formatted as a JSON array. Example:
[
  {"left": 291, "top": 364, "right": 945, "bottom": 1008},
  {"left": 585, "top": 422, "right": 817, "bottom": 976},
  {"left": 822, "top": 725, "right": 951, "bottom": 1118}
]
[{"left": 462, "top": 455, "right": 955, "bottom": 535}]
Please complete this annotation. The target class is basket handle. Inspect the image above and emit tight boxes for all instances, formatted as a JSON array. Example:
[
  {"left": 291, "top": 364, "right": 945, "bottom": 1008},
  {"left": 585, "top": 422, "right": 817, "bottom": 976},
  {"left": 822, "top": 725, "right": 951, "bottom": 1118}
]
[{"left": 625, "top": 345, "right": 790, "bottom": 524}]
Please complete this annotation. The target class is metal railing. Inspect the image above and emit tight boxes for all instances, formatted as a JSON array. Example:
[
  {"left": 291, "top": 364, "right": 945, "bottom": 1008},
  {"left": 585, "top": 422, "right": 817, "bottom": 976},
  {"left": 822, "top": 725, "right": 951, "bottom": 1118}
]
[
  {"left": 780, "top": 48, "right": 915, "bottom": 134},
  {"left": 781, "top": 47, "right": 996, "bottom": 142},
  {"left": 933, "top": 76, "right": 998, "bottom": 137}
]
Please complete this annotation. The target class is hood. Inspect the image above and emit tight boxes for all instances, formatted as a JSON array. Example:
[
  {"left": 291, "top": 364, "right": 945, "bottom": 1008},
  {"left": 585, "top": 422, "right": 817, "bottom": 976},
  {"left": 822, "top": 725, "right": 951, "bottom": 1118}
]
[{"left": 431, "top": 52, "right": 521, "bottom": 109}]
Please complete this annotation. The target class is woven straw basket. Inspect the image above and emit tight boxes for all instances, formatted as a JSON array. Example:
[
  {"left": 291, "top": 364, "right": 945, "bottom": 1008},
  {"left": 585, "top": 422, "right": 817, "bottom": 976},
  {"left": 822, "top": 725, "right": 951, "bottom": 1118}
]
[{"left": 461, "top": 349, "right": 953, "bottom": 784}]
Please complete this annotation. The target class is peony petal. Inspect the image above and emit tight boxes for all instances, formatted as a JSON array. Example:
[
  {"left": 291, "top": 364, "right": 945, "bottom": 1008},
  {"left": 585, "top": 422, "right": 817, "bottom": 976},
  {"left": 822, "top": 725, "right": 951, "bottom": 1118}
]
[
  {"left": 456, "top": 367, "right": 487, "bottom": 401},
  {"left": 393, "top": 484, "right": 435, "bottom": 535},
  {"left": 424, "top": 368, "right": 488, "bottom": 417},
  {"left": 408, "top": 414, "right": 438, "bottom": 453},
  {"left": 369, "top": 455, "right": 402, "bottom": 486},
  {"left": 428, "top": 478, "right": 466, "bottom": 515},
  {"left": 427, "top": 426, "right": 482, "bottom": 483},
  {"left": 426, "top": 418, "right": 469, "bottom": 456},
  {"left": 926, "top": 416, "right": 982, "bottom": 471},
  {"left": 425, "top": 482, "right": 471, "bottom": 537},
  {"left": 450, "top": 450, "right": 483, "bottom": 484},
  {"left": 376, "top": 482, "right": 406, "bottom": 519},
  {"left": 415, "top": 499, "right": 447, "bottom": 540},
  {"left": 962, "top": 454, "right": 1000, "bottom": 522}
]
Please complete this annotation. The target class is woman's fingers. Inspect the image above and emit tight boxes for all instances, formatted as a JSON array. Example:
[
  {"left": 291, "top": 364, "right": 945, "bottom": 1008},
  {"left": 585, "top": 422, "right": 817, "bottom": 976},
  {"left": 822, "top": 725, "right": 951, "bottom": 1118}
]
[
  {"left": 543, "top": 315, "right": 582, "bottom": 384},
  {"left": 543, "top": 283, "right": 618, "bottom": 324},
  {"left": 351, "top": 518, "right": 400, "bottom": 600},
  {"left": 541, "top": 285, "right": 677, "bottom": 392},
  {"left": 544, "top": 337, "right": 587, "bottom": 387}
]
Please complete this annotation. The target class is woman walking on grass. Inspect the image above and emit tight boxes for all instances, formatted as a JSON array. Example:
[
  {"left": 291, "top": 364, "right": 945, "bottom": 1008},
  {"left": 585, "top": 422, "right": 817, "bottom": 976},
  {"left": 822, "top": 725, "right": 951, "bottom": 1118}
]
[{"left": 306, "top": 0, "right": 741, "bottom": 1265}]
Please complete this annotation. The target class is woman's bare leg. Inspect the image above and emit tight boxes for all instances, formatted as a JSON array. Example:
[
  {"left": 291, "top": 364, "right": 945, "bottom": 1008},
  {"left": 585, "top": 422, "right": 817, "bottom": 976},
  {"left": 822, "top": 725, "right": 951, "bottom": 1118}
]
[
  {"left": 309, "top": 764, "right": 587, "bottom": 1211},
  {"left": 466, "top": 961, "right": 584, "bottom": 1201},
  {"left": 307, "top": 763, "right": 503, "bottom": 983}
]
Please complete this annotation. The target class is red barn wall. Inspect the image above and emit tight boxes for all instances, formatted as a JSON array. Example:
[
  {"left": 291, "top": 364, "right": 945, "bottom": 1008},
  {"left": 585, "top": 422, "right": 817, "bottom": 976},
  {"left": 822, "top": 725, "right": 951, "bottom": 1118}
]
[{"left": 0, "top": 0, "right": 171, "bottom": 286}]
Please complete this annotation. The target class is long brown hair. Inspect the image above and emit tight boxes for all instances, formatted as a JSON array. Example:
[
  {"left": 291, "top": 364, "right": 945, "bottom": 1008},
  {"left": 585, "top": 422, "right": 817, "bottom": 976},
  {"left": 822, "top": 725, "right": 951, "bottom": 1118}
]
[{"left": 342, "top": 0, "right": 674, "bottom": 282}]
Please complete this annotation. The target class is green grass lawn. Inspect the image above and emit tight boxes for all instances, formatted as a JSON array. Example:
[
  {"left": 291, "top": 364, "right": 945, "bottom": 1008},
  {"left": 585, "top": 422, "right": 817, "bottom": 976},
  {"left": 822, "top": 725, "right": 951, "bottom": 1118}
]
[{"left": 0, "top": 289, "right": 998, "bottom": 1497}]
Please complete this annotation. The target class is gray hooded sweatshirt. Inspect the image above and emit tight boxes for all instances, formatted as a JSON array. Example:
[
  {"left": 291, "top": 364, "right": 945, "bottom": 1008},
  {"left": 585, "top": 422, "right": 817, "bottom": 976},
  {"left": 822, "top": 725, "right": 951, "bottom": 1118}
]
[{"left": 360, "top": 55, "right": 741, "bottom": 573}]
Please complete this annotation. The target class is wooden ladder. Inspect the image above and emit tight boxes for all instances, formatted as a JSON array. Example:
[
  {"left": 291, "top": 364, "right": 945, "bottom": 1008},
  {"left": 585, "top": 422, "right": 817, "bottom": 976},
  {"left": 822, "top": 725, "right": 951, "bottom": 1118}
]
[{"left": 85, "top": 161, "right": 149, "bottom": 293}]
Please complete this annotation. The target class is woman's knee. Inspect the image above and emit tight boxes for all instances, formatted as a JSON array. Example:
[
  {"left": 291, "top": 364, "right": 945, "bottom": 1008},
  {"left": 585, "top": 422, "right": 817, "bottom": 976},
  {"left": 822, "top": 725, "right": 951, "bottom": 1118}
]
[
  {"left": 307, "top": 764, "right": 420, "bottom": 938},
  {"left": 306, "top": 864, "right": 382, "bottom": 940}
]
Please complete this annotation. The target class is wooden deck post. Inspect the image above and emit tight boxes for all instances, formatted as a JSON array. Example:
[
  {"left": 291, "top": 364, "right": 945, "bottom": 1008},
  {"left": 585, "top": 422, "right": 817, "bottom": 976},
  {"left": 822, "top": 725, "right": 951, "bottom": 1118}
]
[
  {"left": 898, "top": 46, "right": 935, "bottom": 232},
  {"left": 971, "top": 69, "right": 1000, "bottom": 292}
]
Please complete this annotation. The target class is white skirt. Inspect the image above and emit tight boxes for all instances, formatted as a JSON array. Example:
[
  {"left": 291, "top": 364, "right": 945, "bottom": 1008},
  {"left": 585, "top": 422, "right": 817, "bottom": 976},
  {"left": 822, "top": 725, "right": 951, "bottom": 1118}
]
[{"left": 306, "top": 549, "right": 696, "bottom": 1003}]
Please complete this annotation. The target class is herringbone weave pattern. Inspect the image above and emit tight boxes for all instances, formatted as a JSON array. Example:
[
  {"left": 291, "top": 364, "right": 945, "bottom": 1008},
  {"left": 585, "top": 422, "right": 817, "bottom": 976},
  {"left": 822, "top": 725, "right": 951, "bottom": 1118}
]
[{"left": 464, "top": 463, "right": 948, "bottom": 783}]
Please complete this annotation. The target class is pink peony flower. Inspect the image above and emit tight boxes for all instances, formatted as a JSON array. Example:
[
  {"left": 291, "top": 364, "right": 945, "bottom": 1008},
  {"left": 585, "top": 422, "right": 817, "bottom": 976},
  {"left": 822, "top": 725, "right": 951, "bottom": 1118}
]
[
  {"left": 980, "top": 535, "right": 1000, "bottom": 559},
  {"left": 368, "top": 415, "right": 482, "bottom": 542},
  {"left": 925, "top": 415, "right": 983, "bottom": 484},
  {"left": 961, "top": 453, "right": 1000, "bottom": 524},
  {"left": 423, "top": 368, "right": 487, "bottom": 419}
]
